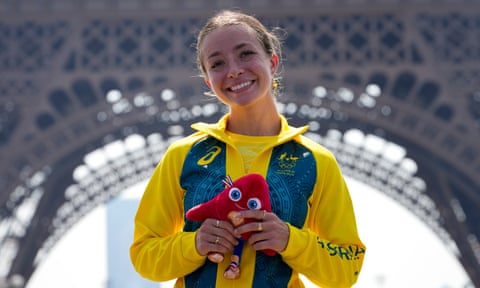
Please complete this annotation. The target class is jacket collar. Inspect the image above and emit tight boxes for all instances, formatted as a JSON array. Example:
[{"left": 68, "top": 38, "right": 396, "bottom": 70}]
[{"left": 191, "top": 114, "right": 308, "bottom": 144}]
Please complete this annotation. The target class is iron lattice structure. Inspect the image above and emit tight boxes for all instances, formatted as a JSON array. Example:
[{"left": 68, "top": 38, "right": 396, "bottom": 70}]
[{"left": 0, "top": 0, "right": 479, "bottom": 286}]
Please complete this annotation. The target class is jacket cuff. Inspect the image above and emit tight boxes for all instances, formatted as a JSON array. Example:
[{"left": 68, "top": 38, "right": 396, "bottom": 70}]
[
  {"left": 181, "top": 231, "right": 206, "bottom": 263},
  {"left": 279, "top": 223, "right": 308, "bottom": 260}
]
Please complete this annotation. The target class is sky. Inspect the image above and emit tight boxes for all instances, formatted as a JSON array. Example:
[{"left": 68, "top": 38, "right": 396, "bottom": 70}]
[{"left": 26, "top": 177, "right": 472, "bottom": 288}]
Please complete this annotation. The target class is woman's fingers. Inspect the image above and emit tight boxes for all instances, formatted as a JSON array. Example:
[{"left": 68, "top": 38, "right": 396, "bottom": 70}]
[
  {"left": 195, "top": 218, "right": 239, "bottom": 257},
  {"left": 233, "top": 210, "right": 290, "bottom": 253}
]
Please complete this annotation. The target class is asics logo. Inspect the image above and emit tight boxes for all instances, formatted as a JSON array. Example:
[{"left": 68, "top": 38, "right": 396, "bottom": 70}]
[{"left": 197, "top": 146, "right": 222, "bottom": 165}]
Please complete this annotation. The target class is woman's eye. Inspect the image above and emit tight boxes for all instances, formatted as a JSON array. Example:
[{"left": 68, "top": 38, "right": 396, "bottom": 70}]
[
  {"left": 210, "top": 61, "right": 223, "bottom": 69},
  {"left": 240, "top": 50, "right": 255, "bottom": 58},
  {"left": 229, "top": 187, "right": 242, "bottom": 202},
  {"left": 247, "top": 198, "right": 262, "bottom": 210}
]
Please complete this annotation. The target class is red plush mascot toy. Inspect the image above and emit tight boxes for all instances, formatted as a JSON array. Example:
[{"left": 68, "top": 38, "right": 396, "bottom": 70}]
[{"left": 186, "top": 173, "right": 275, "bottom": 279}]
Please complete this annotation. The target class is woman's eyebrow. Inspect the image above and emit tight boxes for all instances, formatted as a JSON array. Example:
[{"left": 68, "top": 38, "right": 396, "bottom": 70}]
[
  {"left": 233, "top": 43, "right": 248, "bottom": 51},
  {"left": 207, "top": 43, "right": 251, "bottom": 60},
  {"left": 207, "top": 51, "right": 221, "bottom": 60}
]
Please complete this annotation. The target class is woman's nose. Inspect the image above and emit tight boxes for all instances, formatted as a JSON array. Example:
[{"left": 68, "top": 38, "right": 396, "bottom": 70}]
[{"left": 227, "top": 61, "right": 244, "bottom": 78}]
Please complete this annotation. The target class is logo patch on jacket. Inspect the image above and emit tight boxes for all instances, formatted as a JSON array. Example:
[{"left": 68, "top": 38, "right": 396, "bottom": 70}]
[{"left": 197, "top": 145, "right": 222, "bottom": 166}]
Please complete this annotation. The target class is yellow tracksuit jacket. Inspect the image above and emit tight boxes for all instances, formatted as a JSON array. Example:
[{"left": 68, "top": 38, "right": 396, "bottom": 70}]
[{"left": 130, "top": 114, "right": 366, "bottom": 287}]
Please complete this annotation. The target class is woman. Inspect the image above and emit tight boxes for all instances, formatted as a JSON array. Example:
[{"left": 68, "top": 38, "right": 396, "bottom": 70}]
[{"left": 130, "top": 10, "right": 366, "bottom": 287}]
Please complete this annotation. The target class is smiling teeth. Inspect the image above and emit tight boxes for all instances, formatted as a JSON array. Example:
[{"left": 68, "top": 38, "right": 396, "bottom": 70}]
[{"left": 230, "top": 81, "right": 251, "bottom": 91}]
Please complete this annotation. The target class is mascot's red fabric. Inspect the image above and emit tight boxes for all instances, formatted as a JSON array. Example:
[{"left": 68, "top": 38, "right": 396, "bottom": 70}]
[
  {"left": 186, "top": 173, "right": 274, "bottom": 255},
  {"left": 186, "top": 173, "right": 275, "bottom": 279}
]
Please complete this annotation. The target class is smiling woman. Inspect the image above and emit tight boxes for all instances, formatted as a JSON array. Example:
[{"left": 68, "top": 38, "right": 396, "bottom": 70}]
[
  {"left": 26, "top": 178, "right": 471, "bottom": 288},
  {"left": 200, "top": 24, "right": 280, "bottom": 123},
  {"left": 129, "top": 10, "right": 366, "bottom": 288}
]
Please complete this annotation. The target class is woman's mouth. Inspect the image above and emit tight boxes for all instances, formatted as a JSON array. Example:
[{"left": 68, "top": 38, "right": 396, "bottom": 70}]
[{"left": 229, "top": 81, "right": 253, "bottom": 92}]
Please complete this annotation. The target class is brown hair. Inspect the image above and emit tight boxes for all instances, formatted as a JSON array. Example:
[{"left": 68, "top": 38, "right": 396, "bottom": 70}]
[{"left": 196, "top": 10, "right": 283, "bottom": 77}]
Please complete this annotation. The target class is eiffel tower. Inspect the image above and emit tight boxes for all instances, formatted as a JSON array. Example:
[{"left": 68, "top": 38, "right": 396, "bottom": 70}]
[{"left": 1, "top": 0, "right": 479, "bottom": 287}]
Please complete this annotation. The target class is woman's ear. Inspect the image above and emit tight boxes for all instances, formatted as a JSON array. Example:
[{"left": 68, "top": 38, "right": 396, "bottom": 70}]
[
  {"left": 203, "top": 78, "right": 217, "bottom": 97},
  {"left": 270, "top": 53, "right": 279, "bottom": 75},
  {"left": 205, "top": 78, "right": 211, "bottom": 88}
]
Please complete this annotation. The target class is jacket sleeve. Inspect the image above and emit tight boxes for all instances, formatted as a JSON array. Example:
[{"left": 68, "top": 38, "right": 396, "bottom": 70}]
[
  {"left": 280, "top": 149, "right": 366, "bottom": 287},
  {"left": 130, "top": 139, "right": 206, "bottom": 282}
]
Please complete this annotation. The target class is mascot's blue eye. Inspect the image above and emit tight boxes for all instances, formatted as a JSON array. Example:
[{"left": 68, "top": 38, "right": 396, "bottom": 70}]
[
  {"left": 229, "top": 187, "right": 242, "bottom": 202},
  {"left": 247, "top": 198, "right": 262, "bottom": 210}
]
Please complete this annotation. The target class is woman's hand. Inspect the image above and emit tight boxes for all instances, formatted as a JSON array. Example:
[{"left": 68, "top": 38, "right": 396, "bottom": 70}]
[
  {"left": 195, "top": 218, "right": 239, "bottom": 260},
  {"left": 233, "top": 210, "right": 290, "bottom": 253}
]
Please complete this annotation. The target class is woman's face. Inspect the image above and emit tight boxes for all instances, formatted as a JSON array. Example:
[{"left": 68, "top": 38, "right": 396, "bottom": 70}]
[{"left": 200, "top": 24, "right": 279, "bottom": 109}]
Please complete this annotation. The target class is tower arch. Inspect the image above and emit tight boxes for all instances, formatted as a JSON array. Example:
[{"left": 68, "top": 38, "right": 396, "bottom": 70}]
[{"left": 0, "top": 1, "right": 479, "bottom": 286}]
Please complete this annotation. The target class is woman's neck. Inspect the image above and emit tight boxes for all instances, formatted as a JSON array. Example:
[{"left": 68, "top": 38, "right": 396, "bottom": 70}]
[{"left": 227, "top": 105, "right": 281, "bottom": 136}]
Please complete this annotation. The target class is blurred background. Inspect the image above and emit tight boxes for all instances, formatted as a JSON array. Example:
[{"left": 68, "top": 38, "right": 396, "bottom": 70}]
[{"left": 0, "top": 0, "right": 479, "bottom": 287}]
